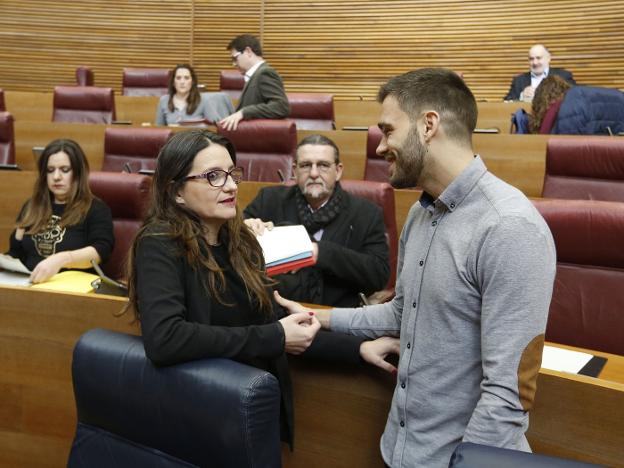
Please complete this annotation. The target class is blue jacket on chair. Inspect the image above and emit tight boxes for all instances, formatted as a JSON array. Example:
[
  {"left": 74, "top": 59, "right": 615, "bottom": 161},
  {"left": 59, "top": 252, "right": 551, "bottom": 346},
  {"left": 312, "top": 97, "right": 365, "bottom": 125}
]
[{"left": 553, "top": 86, "right": 624, "bottom": 135}]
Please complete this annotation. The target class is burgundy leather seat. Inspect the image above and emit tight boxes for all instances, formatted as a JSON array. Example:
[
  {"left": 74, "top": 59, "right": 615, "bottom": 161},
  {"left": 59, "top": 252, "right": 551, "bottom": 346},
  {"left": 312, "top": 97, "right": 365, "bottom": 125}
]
[
  {"left": 364, "top": 125, "right": 390, "bottom": 182},
  {"left": 0, "top": 88, "right": 5, "bottom": 111},
  {"left": 122, "top": 68, "right": 171, "bottom": 97},
  {"left": 102, "top": 127, "right": 172, "bottom": 172},
  {"left": 52, "top": 86, "right": 116, "bottom": 124},
  {"left": 89, "top": 172, "right": 151, "bottom": 280},
  {"left": 542, "top": 136, "right": 624, "bottom": 202},
  {"left": 218, "top": 120, "right": 297, "bottom": 182},
  {"left": 340, "top": 179, "right": 398, "bottom": 290},
  {"left": 219, "top": 70, "right": 245, "bottom": 101},
  {"left": 533, "top": 198, "right": 624, "bottom": 355},
  {"left": 75, "top": 66, "right": 94, "bottom": 86},
  {"left": 287, "top": 93, "right": 335, "bottom": 130},
  {"left": 0, "top": 112, "right": 15, "bottom": 165}
]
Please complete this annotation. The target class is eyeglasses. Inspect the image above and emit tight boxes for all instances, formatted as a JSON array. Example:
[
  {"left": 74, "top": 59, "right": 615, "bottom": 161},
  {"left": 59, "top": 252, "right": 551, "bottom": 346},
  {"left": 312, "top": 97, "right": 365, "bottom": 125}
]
[
  {"left": 295, "top": 161, "right": 336, "bottom": 173},
  {"left": 183, "top": 167, "right": 244, "bottom": 187},
  {"left": 231, "top": 51, "right": 242, "bottom": 64}
]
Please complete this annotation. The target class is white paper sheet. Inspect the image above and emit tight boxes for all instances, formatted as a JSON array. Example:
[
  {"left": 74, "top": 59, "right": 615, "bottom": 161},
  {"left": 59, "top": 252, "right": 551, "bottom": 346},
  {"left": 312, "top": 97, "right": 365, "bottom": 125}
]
[
  {"left": 0, "top": 254, "right": 31, "bottom": 274},
  {"left": 0, "top": 270, "right": 31, "bottom": 287},
  {"left": 541, "top": 345, "right": 594, "bottom": 374},
  {"left": 256, "top": 225, "right": 313, "bottom": 264}
]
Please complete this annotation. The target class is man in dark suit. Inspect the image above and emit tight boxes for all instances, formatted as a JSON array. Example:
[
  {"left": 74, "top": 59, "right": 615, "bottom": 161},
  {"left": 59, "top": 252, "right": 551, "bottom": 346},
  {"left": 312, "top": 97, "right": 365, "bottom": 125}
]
[
  {"left": 219, "top": 34, "right": 290, "bottom": 130},
  {"left": 243, "top": 134, "right": 390, "bottom": 308},
  {"left": 504, "top": 44, "right": 576, "bottom": 101}
]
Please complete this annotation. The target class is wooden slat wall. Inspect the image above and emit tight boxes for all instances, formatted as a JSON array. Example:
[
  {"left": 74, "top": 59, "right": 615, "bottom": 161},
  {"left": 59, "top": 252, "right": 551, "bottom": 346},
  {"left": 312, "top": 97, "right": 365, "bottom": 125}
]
[{"left": 0, "top": 1, "right": 622, "bottom": 100}]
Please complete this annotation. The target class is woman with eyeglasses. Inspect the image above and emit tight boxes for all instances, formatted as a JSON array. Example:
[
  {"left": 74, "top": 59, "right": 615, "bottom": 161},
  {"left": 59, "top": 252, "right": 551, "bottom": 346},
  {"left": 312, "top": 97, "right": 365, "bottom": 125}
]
[
  {"left": 155, "top": 64, "right": 234, "bottom": 126},
  {"left": 125, "top": 130, "right": 368, "bottom": 447},
  {"left": 6, "top": 139, "right": 114, "bottom": 283}
]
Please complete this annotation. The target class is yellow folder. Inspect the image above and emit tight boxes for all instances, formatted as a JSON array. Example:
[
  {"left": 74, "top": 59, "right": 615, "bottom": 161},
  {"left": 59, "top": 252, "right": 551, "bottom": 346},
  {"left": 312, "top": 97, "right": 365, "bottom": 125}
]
[{"left": 30, "top": 270, "right": 99, "bottom": 294}]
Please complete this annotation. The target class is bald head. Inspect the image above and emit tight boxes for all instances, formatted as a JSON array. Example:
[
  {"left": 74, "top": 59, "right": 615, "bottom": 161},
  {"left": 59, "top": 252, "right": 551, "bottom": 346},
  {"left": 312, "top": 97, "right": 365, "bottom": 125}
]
[{"left": 528, "top": 44, "right": 551, "bottom": 76}]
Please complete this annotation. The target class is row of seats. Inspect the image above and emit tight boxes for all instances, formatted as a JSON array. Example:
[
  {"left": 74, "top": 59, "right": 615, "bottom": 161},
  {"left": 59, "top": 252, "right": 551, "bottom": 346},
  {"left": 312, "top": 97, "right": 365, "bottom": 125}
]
[{"left": 50, "top": 85, "right": 335, "bottom": 129}]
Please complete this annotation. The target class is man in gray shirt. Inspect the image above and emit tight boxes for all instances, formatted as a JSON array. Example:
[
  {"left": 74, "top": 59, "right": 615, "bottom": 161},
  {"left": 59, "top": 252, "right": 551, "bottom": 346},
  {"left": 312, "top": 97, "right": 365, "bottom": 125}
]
[{"left": 276, "top": 68, "right": 556, "bottom": 467}]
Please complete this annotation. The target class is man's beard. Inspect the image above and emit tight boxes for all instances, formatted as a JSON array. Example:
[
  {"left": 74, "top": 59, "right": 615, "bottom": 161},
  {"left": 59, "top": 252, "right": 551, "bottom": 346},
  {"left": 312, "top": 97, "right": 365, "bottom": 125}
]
[{"left": 389, "top": 129, "right": 426, "bottom": 189}]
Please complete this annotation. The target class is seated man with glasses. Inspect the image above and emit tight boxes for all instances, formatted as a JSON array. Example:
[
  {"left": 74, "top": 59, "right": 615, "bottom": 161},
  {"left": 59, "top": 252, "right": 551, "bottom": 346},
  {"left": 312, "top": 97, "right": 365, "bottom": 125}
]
[
  {"left": 243, "top": 134, "right": 390, "bottom": 307},
  {"left": 219, "top": 34, "right": 290, "bottom": 131}
]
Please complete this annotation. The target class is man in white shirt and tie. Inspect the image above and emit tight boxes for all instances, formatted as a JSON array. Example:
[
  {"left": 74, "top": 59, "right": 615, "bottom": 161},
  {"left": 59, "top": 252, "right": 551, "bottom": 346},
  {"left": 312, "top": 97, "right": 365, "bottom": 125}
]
[
  {"left": 219, "top": 34, "right": 290, "bottom": 130},
  {"left": 504, "top": 44, "right": 576, "bottom": 102}
]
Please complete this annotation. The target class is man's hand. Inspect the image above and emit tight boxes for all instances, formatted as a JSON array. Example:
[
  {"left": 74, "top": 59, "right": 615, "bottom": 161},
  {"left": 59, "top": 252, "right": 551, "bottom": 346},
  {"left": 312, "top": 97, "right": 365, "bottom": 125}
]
[
  {"left": 244, "top": 218, "right": 274, "bottom": 236},
  {"left": 521, "top": 85, "right": 535, "bottom": 101},
  {"left": 273, "top": 290, "right": 331, "bottom": 328},
  {"left": 218, "top": 110, "right": 244, "bottom": 131},
  {"left": 360, "top": 336, "right": 401, "bottom": 373},
  {"left": 30, "top": 252, "right": 69, "bottom": 284},
  {"left": 279, "top": 312, "right": 321, "bottom": 354}
]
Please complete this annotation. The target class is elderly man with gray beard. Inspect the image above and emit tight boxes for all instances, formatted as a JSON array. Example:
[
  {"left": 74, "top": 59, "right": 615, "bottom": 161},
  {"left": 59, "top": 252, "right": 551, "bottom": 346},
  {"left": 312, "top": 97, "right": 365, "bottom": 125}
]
[{"left": 243, "top": 134, "right": 390, "bottom": 308}]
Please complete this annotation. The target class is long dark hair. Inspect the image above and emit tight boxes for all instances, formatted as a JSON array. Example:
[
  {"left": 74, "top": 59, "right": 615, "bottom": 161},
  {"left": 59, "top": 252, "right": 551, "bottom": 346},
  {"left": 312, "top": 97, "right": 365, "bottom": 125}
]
[
  {"left": 125, "top": 129, "right": 274, "bottom": 321},
  {"left": 167, "top": 64, "right": 201, "bottom": 115},
  {"left": 530, "top": 75, "right": 572, "bottom": 133},
  {"left": 18, "top": 139, "right": 93, "bottom": 234}
]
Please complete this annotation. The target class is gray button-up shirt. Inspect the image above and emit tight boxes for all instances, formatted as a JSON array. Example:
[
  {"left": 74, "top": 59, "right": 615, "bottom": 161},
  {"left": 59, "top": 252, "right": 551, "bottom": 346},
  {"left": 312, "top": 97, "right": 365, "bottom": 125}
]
[{"left": 331, "top": 156, "right": 556, "bottom": 468}]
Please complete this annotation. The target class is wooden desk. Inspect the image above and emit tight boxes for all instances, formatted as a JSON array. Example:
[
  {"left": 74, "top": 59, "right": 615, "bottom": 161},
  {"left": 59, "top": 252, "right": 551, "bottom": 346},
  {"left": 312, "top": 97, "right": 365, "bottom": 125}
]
[
  {"left": 1, "top": 284, "right": 623, "bottom": 467},
  {"left": 13, "top": 120, "right": 550, "bottom": 196},
  {"left": 6, "top": 91, "right": 530, "bottom": 132}
]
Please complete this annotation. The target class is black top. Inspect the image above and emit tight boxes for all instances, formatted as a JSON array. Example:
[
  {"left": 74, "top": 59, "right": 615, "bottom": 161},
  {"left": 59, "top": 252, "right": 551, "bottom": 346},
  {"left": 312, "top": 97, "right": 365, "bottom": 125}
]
[
  {"left": 8, "top": 198, "right": 114, "bottom": 272},
  {"left": 504, "top": 68, "right": 576, "bottom": 101},
  {"left": 136, "top": 229, "right": 366, "bottom": 447}
]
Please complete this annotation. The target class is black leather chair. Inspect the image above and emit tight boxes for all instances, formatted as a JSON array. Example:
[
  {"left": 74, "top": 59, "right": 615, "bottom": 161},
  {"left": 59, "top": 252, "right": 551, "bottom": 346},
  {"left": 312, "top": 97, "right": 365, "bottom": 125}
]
[
  {"left": 68, "top": 328, "right": 282, "bottom": 468},
  {"left": 449, "top": 442, "right": 603, "bottom": 467}
]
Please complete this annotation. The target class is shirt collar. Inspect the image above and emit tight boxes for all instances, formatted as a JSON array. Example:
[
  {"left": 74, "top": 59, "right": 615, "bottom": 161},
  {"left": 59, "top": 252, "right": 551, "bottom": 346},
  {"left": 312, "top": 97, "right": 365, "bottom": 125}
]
[
  {"left": 419, "top": 155, "right": 487, "bottom": 212},
  {"left": 531, "top": 66, "right": 549, "bottom": 79},
  {"left": 244, "top": 60, "right": 265, "bottom": 82}
]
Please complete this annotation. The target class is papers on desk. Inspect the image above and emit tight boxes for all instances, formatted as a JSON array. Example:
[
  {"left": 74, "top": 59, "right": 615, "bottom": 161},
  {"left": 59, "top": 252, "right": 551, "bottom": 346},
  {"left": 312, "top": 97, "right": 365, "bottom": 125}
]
[
  {"left": 0, "top": 254, "right": 31, "bottom": 274},
  {"left": 0, "top": 270, "right": 31, "bottom": 287},
  {"left": 30, "top": 270, "right": 99, "bottom": 294},
  {"left": 542, "top": 345, "right": 607, "bottom": 377},
  {"left": 256, "top": 225, "right": 316, "bottom": 276}
]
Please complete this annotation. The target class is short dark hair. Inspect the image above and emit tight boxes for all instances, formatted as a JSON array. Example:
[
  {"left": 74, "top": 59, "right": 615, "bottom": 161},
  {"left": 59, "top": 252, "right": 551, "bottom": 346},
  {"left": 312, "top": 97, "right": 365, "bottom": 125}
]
[
  {"left": 227, "top": 34, "right": 263, "bottom": 57},
  {"left": 378, "top": 68, "right": 477, "bottom": 145},
  {"left": 295, "top": 134, "right": 340, "bottom": 163}
]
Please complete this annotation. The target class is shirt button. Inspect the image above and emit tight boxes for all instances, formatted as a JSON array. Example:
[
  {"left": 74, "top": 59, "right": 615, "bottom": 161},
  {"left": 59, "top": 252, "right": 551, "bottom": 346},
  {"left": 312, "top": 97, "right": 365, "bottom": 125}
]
[
  {"left": 412, "top": 302, "right": 416, "bottom": 308},
  {"left": 450, "top": 202, "right": 456, "bottom": 209},
  {"left": 401, "top": 382, "right": 406, "bottom": 389},
  {"left": 419, "top": 260, "right": 424, "bottom": 266},
  {"left": 431, "top": 220, "right": 437, "bottom": 226},
  {"left": 407, "top": 342, "right": 411, "bottom": 349},
  {"left": 400, "top": 420, "right": 405, "bottom": 427}
]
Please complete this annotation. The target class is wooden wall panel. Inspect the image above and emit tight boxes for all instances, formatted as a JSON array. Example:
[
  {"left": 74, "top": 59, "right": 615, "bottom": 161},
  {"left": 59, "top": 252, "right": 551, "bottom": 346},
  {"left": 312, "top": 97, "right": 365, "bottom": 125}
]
[{"left": 0, "top": 1, "right": 622, "bottom": 100}]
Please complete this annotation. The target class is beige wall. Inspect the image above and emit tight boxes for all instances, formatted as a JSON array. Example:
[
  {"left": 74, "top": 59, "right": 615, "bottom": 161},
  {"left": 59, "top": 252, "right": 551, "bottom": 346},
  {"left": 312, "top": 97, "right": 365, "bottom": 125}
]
[{"left": 0, "top": 0, "right": 622, "bottom": 100}]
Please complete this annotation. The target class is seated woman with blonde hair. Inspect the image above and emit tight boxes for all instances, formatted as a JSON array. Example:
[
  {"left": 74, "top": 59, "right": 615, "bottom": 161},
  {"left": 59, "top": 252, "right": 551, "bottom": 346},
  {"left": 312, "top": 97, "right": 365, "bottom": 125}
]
[{"left": 7, "top": 139, "right": 114, "bottom": 283}]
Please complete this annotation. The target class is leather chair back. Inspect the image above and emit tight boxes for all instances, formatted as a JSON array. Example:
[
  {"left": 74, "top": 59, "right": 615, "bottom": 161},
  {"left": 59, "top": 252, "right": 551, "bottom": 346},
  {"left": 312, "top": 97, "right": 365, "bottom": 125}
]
[
  {"left": 218, "top": 119, "right": 297, "bottom": 182},
  {"left": 89, "top": 172, "right": 151, "bottom": 280},
  {"left": 542, "top": 136, "right": 624, "bottom": 202},
  {"left": 122, "top": 68, "right": 171, "bottom": 97},
  {"left": 287, "top": 93, "right": 335, "bottom": 130},
  {"left": 75, "top": 66, "right": 94, "bottom": 86},
  {"left": 52, "top": 86, "right": 116, "bottom": 124},
  {"left": 533, "top": 198, "right": 624, "bottom": 355},
  {"left": 219, "top": 70, "right": 245, "bottom": 100},
  {"left": 68, "top": 328, "right": 282, "bottom": 468},
  {"left": 0, "top": 112, "right": 15, "bottom": 165},
  {"left": 341, "top": 179, "right": 398, "bottom": 289},
  {"left": 0, "top": 88, "right": 5, "bottom": 111},
  {"left": 364, "top": 125, "right": 391, "bottom": 182},
  {"left": 102, "top": 127, "right": 172, "bottom": 172},
  {"left": 450, "top": 442, "right": 601, "bottom": 467}
]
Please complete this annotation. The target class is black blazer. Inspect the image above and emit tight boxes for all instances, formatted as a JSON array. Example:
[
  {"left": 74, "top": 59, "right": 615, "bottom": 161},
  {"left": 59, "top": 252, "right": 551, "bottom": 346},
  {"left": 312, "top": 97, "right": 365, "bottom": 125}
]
[
  {"left": 135, "top": 230, "right": 365, "bottom": 447},
  {"left": 244, "top": 185, "right": 390, "bottom": 307},
  {"left": 237, "top": 62, "right": 290, "bottom": 119},
  {"left": 504, "top": 68, "right": 576, "bottom": 101}
]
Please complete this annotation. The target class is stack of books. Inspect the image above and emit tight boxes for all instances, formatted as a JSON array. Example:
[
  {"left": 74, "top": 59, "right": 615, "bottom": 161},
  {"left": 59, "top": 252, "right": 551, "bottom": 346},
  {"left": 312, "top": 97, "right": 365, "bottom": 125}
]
[{"left": 256, "top": 225, "right": 316, "bottom": 276}]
